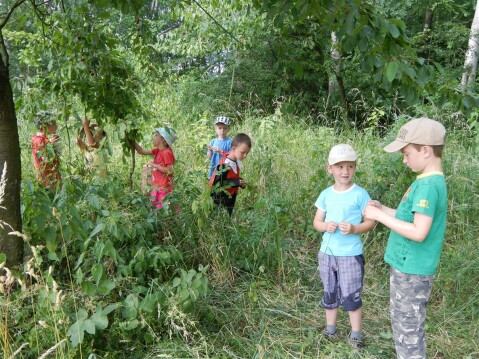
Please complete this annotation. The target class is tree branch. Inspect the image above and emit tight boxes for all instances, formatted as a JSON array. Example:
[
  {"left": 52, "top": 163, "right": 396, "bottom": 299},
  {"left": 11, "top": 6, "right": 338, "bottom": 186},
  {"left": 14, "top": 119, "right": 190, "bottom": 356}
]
[
  {"left": 191, "top": 0, "right": 246, "bottom": 47},
  {"left": 0, "top": 0, "right": 28, "bottom": 29}
]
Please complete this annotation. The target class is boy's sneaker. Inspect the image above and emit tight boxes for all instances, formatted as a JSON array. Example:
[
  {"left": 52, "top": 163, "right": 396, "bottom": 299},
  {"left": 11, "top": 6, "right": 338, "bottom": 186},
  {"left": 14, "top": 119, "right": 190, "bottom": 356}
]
[
  {"left": 322, "top": 329, "right": 339, "bottom": 341},
  {"left": 348, "top": 336, "right": 364, "bottom": 350}
]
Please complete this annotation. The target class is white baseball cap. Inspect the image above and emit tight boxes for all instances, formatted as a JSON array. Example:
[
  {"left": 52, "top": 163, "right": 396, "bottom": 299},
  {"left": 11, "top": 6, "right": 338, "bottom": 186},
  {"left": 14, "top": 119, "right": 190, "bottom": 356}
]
[{"left": 328, "top": 144, "right": 357, "bottom": 165}]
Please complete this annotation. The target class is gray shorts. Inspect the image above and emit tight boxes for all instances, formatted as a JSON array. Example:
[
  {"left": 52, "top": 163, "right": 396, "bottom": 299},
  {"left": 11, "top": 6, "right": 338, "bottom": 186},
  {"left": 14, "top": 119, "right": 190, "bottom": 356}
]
[
  {"left": 390, "top": 266, "right": 434, "bottom": 359},
  {"left": 318, "top": 252, "right": 364, "bottom": 311}
]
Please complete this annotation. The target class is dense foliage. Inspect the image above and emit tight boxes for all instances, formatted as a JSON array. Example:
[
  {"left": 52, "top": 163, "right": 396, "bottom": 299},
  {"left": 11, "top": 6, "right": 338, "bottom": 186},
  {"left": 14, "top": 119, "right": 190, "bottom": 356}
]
[{"left": 1, "top": 0, "right": 479, "bottom": 357}]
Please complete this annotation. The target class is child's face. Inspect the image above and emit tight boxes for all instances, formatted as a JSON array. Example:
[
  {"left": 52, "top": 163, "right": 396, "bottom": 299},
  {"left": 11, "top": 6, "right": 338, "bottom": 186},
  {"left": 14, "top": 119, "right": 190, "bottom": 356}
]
[
  {"left": 47, "top": 121, "right": 58, "bottom": 134},
  {"left": 215, "top": 124, "right": 230, "bottom": 139},
  {"left": 327, "top": 161, "right": 356, "bottom": 185},
  {"left": 400, "top": 144, "right": 426, "bottom": 172},
  {"left": 153, "top": 132, "right": 168, "bottom": 148},
  {"left": 231, "top": 143, "right": 250, "bottom": 161}
]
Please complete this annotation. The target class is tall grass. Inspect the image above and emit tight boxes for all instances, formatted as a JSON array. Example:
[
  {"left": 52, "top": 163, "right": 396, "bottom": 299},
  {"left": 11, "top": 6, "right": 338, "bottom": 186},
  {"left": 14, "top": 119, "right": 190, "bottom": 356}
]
[{"left": 3, "top": 111, "right": 478, "bottom": 358}]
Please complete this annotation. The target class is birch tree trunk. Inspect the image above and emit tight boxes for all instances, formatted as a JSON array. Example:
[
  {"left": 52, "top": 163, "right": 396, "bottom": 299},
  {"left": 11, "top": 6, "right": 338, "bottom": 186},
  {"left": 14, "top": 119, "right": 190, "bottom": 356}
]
[
  {"left": 461, "top": 0, "right": 479, "bottom": 89},
  {"left": 423, "top": 9, "right": 433, "bottom": 42},
  {"left": 328, "top": 32, "right": 348, "bottom": 114}
]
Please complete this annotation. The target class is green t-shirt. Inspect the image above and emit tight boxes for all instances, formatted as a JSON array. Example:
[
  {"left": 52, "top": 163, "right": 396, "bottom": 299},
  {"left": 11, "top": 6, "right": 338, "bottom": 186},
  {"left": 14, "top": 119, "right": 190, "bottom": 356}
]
[{"left": 384, "top": 172, "right": 447, "bottom": 275}]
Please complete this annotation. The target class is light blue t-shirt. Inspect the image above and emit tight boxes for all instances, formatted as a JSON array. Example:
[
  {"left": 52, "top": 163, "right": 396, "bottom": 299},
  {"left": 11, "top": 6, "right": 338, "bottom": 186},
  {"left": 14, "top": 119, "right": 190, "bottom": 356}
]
[
  {"left": 208, "top": 137, "right": 232, "bottom": 178},
  {"left": 315, "top": 184, "right": 371, "bottom": 256}
]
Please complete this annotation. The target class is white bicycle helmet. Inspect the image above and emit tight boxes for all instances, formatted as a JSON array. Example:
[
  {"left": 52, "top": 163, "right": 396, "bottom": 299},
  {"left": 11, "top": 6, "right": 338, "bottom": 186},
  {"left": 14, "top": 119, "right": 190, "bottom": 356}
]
[{"left": 215, "top": 116, "right": 231, "bottom": 126}]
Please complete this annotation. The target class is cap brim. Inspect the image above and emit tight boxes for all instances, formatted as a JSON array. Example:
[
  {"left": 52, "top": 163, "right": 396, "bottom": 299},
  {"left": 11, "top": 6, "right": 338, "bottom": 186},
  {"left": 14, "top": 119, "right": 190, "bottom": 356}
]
[{"left": 383, "top": 140, "right": 408, "bottom": 153}]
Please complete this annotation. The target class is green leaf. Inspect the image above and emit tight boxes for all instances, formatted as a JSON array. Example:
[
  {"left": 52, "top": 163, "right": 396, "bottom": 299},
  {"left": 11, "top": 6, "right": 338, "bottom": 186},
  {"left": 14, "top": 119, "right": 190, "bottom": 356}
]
[
  {"left": 186, "top": 269, "right": 196, "bottom": 283},
  {"left": 89, "top": 195, "right": 100, "bottom": 210},
  {"left": 45, "top": 226, "right": 58, "bottom": 252},
  {"left": 386, "top": 62, "right": 398, "bottom": 82},
  {"left": 91, "top": 309, "right": 108, "bottom": 330},
  {"left": 91, "top": 264, "right": 105, "bottom": 286},
  {"left": 47, "top": 251, "right": 59, "bottom": 261},
  {"left": 103, "top": 303, "right": 120, "bottom": 315},
  {"left": 122, "top": 294, "right": 139, "bottom": 320},
  {"left": 140, "top": 293, "right": 159, "bottom": 313},
  {"left": 180, "top": 289, "right": 190, "bottom": 300},
  {"left": 84, "top": 319, "right": 96, "bottom": 335},
  {"left": 74, "top": 252, "right": 85, "bottom": 270},
  {"left": 82, "top": 281, "right": 97, "bottom": 296},
  {"left": 387, "top": 23, "right": 400, "bottom": 38},
  {"left": 97, "top": 278, "right": 115, "bottom": 295},
  {"left": 358, "top": 36, "right": 368, "bottom": 52},
  {"left": 172, "top": 277, "right": 181, "bottom": 288},
  {"left": 0, "top": 253, "right": 7, "bottom": 265},
  {"left": 89, "top": 223, "right": 104, "bottom": 238},
  {"left": 125, "top": 319, "right": 140, "bottom": 330},
  {"left": 68, "top": 319, "right": 85, "bottom": 347},
  {"left": 462, "top": 96, "right": 472, "bottom": 109}
]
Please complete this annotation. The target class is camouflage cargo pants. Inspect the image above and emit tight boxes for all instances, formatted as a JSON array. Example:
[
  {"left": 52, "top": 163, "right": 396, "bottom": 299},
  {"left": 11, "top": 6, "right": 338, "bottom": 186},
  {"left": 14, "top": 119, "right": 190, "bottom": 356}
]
[{"left": 390, "top": 267, "right": 434, "bottom": 359}]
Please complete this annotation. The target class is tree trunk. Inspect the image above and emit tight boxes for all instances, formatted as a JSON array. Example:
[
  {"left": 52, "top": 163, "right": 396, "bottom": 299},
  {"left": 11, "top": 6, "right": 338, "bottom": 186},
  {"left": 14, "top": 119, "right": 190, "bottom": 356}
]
[
  {"left": 461, "top": 0, "right": 479, "bottom": 89},
  {"left": 422, "top": 9, "right": 433, "bottom": 43},
  {"left": 0, "top": 33, "right": 24, "bottom": 268},
  {"left": 328, "top": 32, "right": 349, "bottom": 114}
]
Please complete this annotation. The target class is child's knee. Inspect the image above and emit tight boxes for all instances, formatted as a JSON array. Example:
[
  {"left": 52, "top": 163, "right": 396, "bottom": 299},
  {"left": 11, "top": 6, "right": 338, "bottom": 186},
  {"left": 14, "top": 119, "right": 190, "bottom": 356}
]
[
  {"left": 321, "top": 291, "right": 340, "bottom": 309},
  {"left": 342, "top": 291, "right": 362, "bottom": 311}
]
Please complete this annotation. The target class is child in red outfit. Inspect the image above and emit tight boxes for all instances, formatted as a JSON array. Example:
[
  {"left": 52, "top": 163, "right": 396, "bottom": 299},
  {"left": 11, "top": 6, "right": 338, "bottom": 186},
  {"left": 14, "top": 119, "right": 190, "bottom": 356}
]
[
  {"left": 31, "top": 111, "right": 62, "bottom": 189},
  {"left": 135, "top": 127, "right": 177, "bottom": 209}
]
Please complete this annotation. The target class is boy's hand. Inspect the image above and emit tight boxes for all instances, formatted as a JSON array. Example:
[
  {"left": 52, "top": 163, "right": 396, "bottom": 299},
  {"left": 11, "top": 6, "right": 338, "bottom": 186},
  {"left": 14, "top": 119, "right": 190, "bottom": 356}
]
[
  {"left": 339, "top": 222, "right": 353, "bottom": 235},
  {"left": 363, "top": 205, "right": 381, "bottom": 221},
  {"left": 325, "top": 222, "right": 338, "bottom": 233},
  {"left": 50, "top": 134, "right": 60, "bottom": 143},
  {"left": 368, "top": 200, "right": 382, "bottom": 209},
  {"left": 82, "top": 116, "right": 90, "bottom": 127},
  {"left": 208, "top": 145, "right": 221, "bottom": 152},
  {"left": 239, "top": 179, "right": 246, "bottom": 188}
]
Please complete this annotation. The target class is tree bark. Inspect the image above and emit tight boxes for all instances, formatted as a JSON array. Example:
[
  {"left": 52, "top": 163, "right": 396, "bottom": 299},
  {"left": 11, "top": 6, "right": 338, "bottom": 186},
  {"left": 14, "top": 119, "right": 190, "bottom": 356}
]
[
  {"left": 0, "top": 32, "right": 24, "bottom": 268},
  {"left": 461, "top": 0, "right": 479, "bottom": 89},
  {"left": 328, "top": 31, "right": 349, "bottom": 114},
  {"left": 423, "top": 9, "right": 433, "bottom": 42}
]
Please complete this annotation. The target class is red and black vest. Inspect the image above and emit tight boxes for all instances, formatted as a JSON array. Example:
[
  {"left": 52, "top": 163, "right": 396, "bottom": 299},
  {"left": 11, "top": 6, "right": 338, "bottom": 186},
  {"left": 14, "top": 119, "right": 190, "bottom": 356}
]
[{"left": 209, "top": 152, "right": 240, "bottom": 196}]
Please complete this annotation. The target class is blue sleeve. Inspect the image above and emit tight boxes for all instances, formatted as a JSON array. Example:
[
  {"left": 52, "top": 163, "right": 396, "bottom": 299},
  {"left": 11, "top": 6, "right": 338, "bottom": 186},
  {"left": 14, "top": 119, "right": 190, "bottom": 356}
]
[
  {"left": 358, "top": 189, "right": 371, "bottom": 212},
  {"left": 314, "top": 190, "right": 327, "bottom": 211},
  {"left": 225, "top": 138, "right": 232, "bottom": 151}
]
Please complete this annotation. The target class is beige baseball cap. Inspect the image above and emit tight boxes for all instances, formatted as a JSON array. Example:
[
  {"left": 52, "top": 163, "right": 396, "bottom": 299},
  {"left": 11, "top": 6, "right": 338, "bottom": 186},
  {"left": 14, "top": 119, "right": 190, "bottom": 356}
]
[
  {"left": 328, "top": 144, "right": 357, "bottom": 165},
  {"left": 384, "top": 117, "right": 446, "bottom": 153}
]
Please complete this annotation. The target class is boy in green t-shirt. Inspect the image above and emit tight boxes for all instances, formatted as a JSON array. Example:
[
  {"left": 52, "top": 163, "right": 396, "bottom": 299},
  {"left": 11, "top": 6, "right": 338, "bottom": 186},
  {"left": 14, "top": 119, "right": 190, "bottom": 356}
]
[{"left": 363, "top": 117, "right": 447, "bottom": 359}]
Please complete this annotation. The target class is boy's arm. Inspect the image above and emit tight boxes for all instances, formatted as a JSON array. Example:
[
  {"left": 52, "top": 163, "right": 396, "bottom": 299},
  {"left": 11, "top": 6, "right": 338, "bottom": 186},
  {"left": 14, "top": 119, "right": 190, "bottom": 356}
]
[
  {"left": 368, "top": 200, "right": 397, "bottom": 217},
  {"left": 313, "top": 208, "right": 338, "bottom": 233},
  {"left": 339, "top": 218, "right": 376, "bottom": 235},
  {"left": 363, "top": 205, "right": 433, "bottom": 242}
]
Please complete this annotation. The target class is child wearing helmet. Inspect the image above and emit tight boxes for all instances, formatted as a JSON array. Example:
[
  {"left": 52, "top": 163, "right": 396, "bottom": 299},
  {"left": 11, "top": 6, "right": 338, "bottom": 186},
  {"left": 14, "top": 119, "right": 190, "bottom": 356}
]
[
  {"left": 134, "top": 127, "right": 177, "bottom": 209},
  {"left": 207, "top": 116, "right": 232, "bottom": 179}
]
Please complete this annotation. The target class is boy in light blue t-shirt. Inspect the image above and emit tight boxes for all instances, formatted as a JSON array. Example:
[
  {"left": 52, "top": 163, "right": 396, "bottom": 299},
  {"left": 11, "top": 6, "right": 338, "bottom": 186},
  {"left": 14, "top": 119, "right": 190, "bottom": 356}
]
[
  {"left": 207, "top": 116, "right": 232, "bottom": 179},
  {"left": 313, "top": 144, "right": 376, "bottom": 350}
]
